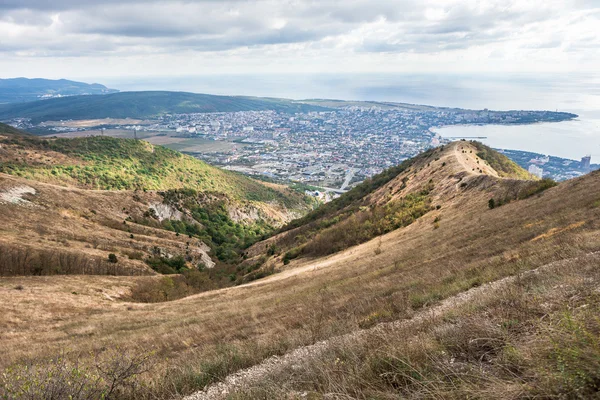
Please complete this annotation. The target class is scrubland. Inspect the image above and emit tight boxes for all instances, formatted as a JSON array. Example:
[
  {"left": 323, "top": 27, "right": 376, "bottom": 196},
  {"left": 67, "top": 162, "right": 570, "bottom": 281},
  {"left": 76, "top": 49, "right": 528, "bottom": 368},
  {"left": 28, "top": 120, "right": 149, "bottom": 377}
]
[{"left": 0, "top": 141, "right": 598, "bottom": 399}]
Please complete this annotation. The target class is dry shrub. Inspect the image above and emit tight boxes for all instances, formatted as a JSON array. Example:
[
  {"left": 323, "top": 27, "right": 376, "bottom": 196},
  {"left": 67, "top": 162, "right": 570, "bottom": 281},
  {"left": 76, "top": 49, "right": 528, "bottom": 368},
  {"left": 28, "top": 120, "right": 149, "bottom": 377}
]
[
  {"left": 130, "top": 270, "right": 215, "bottom": 303},
  {"left": 0, "top": 242, "right": 148, "bottom": 276},
  {"left": 0, "top": 348, "right": 155, "bottom": 400},
  {"left": 226, "top": 256, "right": 600, "bottom": 400},
  {"left": 130, "top": 276, "right": 191, "bottom": 303},
  {"left": 434, "top": 318, "right": 508, "bottom": 363}
]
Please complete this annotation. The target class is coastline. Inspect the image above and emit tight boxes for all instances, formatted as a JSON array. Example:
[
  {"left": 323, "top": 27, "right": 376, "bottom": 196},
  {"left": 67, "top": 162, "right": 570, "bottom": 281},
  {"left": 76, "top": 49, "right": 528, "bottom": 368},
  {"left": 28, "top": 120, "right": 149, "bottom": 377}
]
[{"left": 430, "top": 113, "right": 599, "bottom": 161}]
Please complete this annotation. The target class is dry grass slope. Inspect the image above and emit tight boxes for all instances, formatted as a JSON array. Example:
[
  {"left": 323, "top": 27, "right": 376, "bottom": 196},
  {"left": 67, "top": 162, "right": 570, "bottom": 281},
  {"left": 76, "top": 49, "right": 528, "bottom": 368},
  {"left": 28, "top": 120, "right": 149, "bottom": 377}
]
[
  {"left": 0, "top": 126, "right": 312, "bottom": 281},
  {"left": 0, "top": 141, "right": 598, "bottom": 399}
]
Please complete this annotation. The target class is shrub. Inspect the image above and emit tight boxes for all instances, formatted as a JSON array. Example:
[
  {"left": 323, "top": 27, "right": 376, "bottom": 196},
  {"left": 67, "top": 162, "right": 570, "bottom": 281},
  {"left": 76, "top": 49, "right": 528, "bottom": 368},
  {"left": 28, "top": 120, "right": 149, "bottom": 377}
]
[
  {"left": 183, "top": 269, "right": 215, "bottom": 291},
  {"left": 145, "top": 255, "right": 186, "bottom": 274},
  {"left": 0, "top": 349, "right": 155, "bottom": 399},
  {"left": 131, "top": 276, "right": 184, "bottom": 302},
  {"left": 283, "top": 247, "right": 302, "bottom": 265},
  {"left": 267, "top": 244, "right": 278, "bottom": 256},
  {"left": 517, "top": 178, "right": 558, "bottom": 200},
  {"left": 108, "top": 253, "right": 118, "bottom": 263}
]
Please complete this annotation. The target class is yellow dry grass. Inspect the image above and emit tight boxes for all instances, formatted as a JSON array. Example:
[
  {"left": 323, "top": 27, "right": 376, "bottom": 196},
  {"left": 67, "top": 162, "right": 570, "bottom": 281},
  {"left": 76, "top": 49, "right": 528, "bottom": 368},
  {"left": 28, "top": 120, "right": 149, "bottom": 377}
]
[
  {"left": 40, "top": 118, "right": 151, "bottom": 128},
  {"left": 531, "top": 220, "right": 587, "bottom": 241},
  {"left": 0, "top": 173, "right": 202, "bottom": 275},
  {"left": 0, "top": 142, "right": 599, "bottom": 398}
]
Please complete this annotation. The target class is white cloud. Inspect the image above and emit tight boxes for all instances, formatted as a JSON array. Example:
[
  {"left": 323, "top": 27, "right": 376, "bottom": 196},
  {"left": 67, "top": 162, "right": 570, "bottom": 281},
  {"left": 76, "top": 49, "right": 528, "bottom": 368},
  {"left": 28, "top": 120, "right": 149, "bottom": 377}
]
[{"left": 0, "top": 0, "right": 597, "bottom": 77}]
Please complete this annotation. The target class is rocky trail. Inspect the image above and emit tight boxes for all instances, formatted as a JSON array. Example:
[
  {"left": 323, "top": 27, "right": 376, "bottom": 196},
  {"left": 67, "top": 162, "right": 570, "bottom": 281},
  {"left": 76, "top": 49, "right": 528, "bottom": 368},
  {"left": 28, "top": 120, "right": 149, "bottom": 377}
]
[{"left": 183, "top": 251, "right": 600, "bottom": 399}]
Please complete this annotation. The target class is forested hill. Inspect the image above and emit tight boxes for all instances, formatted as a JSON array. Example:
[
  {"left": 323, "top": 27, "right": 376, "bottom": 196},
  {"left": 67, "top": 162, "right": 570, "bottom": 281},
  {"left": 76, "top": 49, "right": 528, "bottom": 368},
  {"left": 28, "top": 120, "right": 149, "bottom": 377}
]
[{"left": 0, "top": 91, "right": 330, "bottom": 122}]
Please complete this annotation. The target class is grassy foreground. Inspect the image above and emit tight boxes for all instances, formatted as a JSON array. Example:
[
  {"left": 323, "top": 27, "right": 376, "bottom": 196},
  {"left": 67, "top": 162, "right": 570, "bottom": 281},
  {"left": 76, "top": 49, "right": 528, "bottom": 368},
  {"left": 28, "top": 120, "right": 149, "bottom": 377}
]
[
  {"left": 0, "top": 143, "right": 598, "bottom": 399},
  {"left": 232, "top": 253, "right": 600, "bottom": 399}
]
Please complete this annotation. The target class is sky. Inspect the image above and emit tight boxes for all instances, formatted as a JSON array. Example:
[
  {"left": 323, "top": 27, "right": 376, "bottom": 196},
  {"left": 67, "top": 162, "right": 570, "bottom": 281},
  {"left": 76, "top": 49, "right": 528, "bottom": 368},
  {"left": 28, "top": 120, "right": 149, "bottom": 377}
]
[{"left": 0, "top": 0, "right": 599, "bottom": 79}]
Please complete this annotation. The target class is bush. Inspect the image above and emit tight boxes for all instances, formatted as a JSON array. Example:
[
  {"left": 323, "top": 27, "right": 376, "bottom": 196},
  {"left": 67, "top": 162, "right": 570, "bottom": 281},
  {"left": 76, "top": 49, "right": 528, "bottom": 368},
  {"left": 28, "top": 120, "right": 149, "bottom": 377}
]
[
  {"left": 130, "top": 270, "right": 216, "bottom": 303},
  {"left": 0, "top": 349, "right": 155, "bottom": 399},
  {"left": 108, "top": 253, "right": 118, "bottom": 263},
  {"left": 145, "top": 255, "right": 186, "bottom": 274},
  {"left": 283, "top": 247, "right": 302, "bottom": 265},
  {"left": 303, "top": 193, "right": 432, "bottom": 257},
  {"left": 183, "top": 269, "right": 215, "bottom": 291},
  {"left": 517, "top": 178, "right": 558, "bottom": 200},
  {"left": 130, "top": 276, "right": 186, "bottom": 302}
]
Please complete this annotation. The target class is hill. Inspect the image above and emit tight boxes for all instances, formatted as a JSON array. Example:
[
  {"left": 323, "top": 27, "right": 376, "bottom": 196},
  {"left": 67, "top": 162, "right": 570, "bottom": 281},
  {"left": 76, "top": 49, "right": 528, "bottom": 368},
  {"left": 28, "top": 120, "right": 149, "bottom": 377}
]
[
  {"left": 0, "top": 124, "right": 311, "bottom": 282},
  {"left": 0, "top": 123, "right": 306, "bottom": 202},
  {"left": 1, "top": 141, "right": 599, "bottom": 399},
  {"left": 243, "top": 141, "right": 539, "bottom": 267},
  {"left": 0, "top": 78, "right": 118, "bottom": 104},
  {"left": 0, "top": 91, "right": 329, "bottom": 123},
  {"left": 0, "top": 121, "right": 27, "bottom": 136}
]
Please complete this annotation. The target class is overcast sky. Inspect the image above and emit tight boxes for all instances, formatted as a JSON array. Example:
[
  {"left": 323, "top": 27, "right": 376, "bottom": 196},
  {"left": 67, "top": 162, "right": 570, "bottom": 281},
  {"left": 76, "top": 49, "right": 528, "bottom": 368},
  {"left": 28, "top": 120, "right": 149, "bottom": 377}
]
[{"left": 0, "top": 0, "right": 598, "bottom": 80}]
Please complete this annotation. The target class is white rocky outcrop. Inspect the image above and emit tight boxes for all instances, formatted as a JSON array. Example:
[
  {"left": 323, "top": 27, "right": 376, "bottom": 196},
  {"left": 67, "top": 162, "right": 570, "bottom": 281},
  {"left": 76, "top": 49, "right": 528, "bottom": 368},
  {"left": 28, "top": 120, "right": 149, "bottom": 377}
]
[
  {"left": 0, "top": 185, "right": 36, "bottom": 205},
  {"left": 149, "top": 203, "right": 183, "bottom": 222}
]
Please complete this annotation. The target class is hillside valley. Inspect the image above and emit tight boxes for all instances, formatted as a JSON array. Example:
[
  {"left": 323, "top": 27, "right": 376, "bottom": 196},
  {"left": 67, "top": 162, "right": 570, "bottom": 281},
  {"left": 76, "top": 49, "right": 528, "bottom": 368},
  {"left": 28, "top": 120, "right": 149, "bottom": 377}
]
[
  {"left": 0, "top": 123, "right": 311, "bottom": 290},
  {"left": 0, "top": 132, "right": 599, "bottom": 399}
]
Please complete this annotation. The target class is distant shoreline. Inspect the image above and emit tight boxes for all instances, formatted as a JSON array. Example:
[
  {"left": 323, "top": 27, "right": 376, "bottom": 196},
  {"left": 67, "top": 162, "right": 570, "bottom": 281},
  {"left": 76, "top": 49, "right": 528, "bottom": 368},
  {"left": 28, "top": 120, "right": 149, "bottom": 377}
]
[{"left": 430, "top": 115, "right": 579, "bottom": 133}]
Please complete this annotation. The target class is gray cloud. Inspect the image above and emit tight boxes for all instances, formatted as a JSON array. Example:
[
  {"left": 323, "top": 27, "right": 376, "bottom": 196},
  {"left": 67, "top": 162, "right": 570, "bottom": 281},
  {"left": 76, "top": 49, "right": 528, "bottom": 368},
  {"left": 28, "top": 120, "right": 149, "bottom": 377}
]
[{"left": 0, "top": 0, "right": 597, "bottom": 59}]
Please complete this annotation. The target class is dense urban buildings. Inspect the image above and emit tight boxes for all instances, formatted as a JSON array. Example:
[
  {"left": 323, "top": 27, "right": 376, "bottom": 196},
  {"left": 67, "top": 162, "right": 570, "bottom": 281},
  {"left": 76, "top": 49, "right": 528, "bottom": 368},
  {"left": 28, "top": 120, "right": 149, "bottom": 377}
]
[{"left": 5, "top": 105, "right": 591, "bottom": 189}]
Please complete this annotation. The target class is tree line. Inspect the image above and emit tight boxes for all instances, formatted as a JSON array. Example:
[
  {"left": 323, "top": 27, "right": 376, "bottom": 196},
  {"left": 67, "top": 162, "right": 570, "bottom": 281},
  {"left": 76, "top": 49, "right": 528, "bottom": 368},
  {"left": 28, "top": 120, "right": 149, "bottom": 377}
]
[{"left": 0, "top": 243, "right": 151, "bottom": 276}]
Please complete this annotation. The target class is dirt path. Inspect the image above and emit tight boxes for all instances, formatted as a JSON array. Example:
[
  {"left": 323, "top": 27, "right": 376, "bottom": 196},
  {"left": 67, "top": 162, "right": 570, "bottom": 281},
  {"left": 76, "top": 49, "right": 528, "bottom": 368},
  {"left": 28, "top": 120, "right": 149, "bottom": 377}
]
[
  {"left": 454, "top": 143, "right": 499, "bottom": 177},
  {"left": 182, "top": 252, "right": 600, "bottom": 400}
]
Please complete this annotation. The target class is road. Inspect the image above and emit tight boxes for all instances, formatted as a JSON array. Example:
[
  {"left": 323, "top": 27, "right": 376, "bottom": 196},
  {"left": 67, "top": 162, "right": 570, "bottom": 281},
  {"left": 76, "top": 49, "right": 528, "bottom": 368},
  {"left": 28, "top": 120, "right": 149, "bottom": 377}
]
[
  {"left": 340, "top": 168, "right": 357, "bottom": 191},
  {"left": 312, "top": 186, "right": 347, "bottom": 194}
]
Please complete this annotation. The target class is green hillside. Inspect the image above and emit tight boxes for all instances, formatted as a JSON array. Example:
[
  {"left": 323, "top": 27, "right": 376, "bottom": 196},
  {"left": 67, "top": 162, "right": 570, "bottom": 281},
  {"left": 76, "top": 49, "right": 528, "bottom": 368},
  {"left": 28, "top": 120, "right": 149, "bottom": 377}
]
[
  {"left": 471, "top": 141, "right": 534, "bottom": 179},
  {"left": 0, "top": 132, "right": 306, "bottom": 207},
  {"left": 0, "top": 122, "right": 27, "bottom": 136},
  {"left": 0, "top": 91, "right": 329, "bottom": 123}
]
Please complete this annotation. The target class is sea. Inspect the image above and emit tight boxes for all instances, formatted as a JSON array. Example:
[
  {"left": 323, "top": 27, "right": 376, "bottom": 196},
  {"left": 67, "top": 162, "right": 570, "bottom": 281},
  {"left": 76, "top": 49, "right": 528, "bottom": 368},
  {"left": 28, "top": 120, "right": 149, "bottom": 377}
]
[{"left": 100, "top": 72, "right": 600, "bottom": 161}]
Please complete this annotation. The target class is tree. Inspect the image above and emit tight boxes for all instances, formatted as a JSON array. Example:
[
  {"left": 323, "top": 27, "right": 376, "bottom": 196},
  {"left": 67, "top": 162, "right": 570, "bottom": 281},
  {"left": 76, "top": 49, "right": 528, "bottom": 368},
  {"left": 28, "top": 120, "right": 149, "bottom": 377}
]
[
  {"left": 108, "top": 253, "right": 118, "bottom": 263},
  {"left": 488, "top": 198, "right": 496, "bottom": 209}
]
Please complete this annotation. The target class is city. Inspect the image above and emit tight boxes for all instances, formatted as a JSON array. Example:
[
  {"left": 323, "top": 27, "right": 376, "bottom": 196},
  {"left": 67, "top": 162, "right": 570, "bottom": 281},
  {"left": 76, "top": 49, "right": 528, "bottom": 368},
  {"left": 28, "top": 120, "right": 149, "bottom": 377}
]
[{"left": 7, "top": 103, "right": 584, "bottom": 197}]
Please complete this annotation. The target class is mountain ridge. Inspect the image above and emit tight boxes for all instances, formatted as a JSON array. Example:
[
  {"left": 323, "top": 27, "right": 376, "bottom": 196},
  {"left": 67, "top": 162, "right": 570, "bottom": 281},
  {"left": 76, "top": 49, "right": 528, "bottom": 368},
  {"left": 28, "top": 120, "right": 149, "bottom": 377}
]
[
  {"left": 0, "top": 91, "right": 330, "bottom": 123},
  {"left": 0, "top": 77, "right": 118, "bottom": 104},
  {"left": 1, "top": 136, "right": 599, "bottom": 399},
  {"left": 244, "top": 140, "right": 539, "bottom": 267}
]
